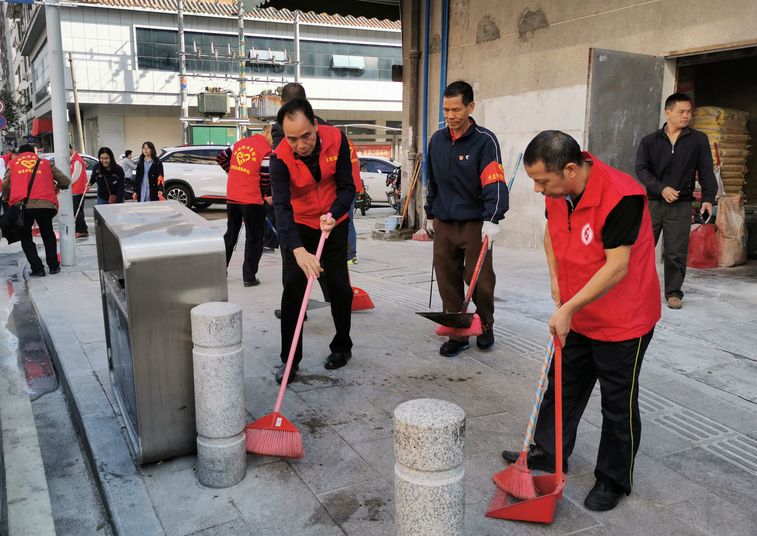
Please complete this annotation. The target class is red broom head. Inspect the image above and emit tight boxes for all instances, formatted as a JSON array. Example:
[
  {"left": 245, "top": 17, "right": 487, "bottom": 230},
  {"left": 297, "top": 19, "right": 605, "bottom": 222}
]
[
  {"left": 245, "top": 413, "right": 304, "bottom": 459},
  {"left": 434, "top": 314, "right": 484, "bottom": 337},
  {"left": 492, "top": 451, "right": 538, "bottom": 500},
  {"left": 351, "top": 287, "right": 375, "bottom": 311}
]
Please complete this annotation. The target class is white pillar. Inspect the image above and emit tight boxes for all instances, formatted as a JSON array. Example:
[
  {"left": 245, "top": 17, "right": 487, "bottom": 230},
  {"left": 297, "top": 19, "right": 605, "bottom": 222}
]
[
  {"left": 191, "top": 302, "right": 246, "bottom": 488},
  {"left": 394, "top": 398, "right": 465, "bottom": 536}
]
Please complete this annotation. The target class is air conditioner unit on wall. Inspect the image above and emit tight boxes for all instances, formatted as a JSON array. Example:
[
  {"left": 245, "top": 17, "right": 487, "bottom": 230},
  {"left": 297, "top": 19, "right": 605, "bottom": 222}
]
[{"left": 197, "top": 92, "right": 229, "bottom": 117}]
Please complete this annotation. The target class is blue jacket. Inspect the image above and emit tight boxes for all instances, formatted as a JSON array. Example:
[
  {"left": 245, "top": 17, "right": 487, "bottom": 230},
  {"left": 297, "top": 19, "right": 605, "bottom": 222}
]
[{"left": 424, "top": 118, "right": 508, "bottom": 223}]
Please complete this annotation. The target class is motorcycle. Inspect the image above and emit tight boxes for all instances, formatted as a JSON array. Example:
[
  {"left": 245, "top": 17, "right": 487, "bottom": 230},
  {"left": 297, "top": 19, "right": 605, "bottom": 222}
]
[
  {"left": 355, "top": 178, "right": 372, "bottom": 216},
  {"left": 386, "top": 166, "right": 401, "bottom": 214}
]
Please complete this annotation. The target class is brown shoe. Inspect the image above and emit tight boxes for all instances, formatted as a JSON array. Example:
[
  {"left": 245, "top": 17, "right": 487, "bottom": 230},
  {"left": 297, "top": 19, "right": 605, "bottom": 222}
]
[{"left": 667, "top": 296, "right": 683, "bottom": 309}]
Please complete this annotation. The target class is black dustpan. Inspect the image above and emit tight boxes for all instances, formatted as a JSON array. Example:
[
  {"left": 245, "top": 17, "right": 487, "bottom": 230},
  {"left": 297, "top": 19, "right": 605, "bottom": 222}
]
[{"left": 415, "top": 311, "right": 475, "bottom": 328}]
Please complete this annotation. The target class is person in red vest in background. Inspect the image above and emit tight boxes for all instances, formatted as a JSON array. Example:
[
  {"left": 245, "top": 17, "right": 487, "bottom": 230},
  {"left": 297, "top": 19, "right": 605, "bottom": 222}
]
[
  {"left": 69, "top": 146, "right": 90, "bottom": 238},
  {"left": 269, "top": 98, "right": 358, "bottom": 385},
  {"left": 2, "top": 144, "right": 70, "bottom": 276},
  {"left": 222, "top": 124, "right": 273, "bottom": 287},
  {"left": 501, "top": 131, "right": 660, "bottom": 512}
]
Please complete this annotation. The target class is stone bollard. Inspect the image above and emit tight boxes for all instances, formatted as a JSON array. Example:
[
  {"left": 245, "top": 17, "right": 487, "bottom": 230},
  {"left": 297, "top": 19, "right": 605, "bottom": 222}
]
[
  {"left": 191, "top": 302, "right": 246, "bottom": 488},
  {"left": 394, "top": 398, "right": 466, "bottom": 536}
]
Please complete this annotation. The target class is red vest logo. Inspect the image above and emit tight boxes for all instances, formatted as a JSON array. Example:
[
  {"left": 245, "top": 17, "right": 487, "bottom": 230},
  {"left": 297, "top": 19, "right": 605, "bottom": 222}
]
[
  {"left": 581, "top": 223, "right": 594, "bottom": 245},
  {"left": 235, "top": 149, "right": 255, "bottom": 166},
  {"left": 20, "top": 158, "right": 36, "bottom": 170}
]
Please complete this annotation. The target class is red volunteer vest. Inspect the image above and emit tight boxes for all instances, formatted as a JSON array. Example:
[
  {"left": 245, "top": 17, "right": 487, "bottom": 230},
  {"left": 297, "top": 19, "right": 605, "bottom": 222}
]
[
  {"left": 9, "top": 153, "right": 58, "bottom": 206},
  {"left": 274, "top": 124, "right": 356, "bottom": 229},
  {"left": 227, "top": 134, "right": 271, "bottom": 204},
  {"left": 70, "top": 151, "right": 88, "bottom": 195},
  {"left": 546, "top": 152, "right": 660, "bottom": 341}
]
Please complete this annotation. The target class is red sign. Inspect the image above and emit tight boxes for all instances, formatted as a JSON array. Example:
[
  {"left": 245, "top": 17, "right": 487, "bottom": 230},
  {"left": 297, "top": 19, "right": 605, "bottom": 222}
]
[{"left": 354, "top": 143, "right": 392, "bottom": 159}]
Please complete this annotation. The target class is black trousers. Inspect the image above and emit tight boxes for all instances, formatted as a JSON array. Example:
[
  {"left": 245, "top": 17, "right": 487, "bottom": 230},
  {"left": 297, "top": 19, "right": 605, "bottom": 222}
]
[
  {"left": 72, "top": 194, "right": 88, "bottom": 233},
  {"left": 20, "top": 208, "right": 59, "bottom": 273},
  {"left": 224, "top": 203, "right": 266, "bottom": 284},
  {"left": 533, "top": 329, "right": 654, "bottom": 493},
  {"left": 280, "top": 220, "right": 353, "bottom": 368},
  {"left": 649, "top": 200, "right": 691, "bottom": 299}
]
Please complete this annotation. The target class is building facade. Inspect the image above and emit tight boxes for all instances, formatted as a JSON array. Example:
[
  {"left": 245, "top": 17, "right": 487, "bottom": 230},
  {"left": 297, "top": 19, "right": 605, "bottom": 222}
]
[{"left": 3, "top": 0, "right": 402, "bottom": 155}]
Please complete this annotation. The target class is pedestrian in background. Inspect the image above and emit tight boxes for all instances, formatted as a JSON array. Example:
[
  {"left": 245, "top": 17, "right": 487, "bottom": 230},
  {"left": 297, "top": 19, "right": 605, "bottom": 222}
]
[
  {"left": 425, "top": 80, "right": 509, "bottom": 357},
  {"left": 221, "top": 125, "right": 273, "bottom": 287},
  {"left": 70, "top": 145, "right": 90, "bottom": 237},
  {"left": 133, "top": 141, "right": 164, "bottom": 202},
  {"left": 120, "top": 149, "right": 137, "bottom": 177},
  {"left": 635, "top": 93, "right": 717, "bottom": 309},
  {"left": 91, "top": 147, "right": 125, "bottom": 205},
  {"left": 2, "top": 144, "right": 70, "bottom": 276}
]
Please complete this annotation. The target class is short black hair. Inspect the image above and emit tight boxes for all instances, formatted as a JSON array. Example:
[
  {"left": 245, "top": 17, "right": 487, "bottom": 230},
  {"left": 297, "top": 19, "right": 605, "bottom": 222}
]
[
  {"left": 281, "top": 83, "right": 306, "bottom": 104},
  {"left": 443, "top": 80, "right": 474, "bottom": 106},
  {"left": 125, "top": 150, "right": 132, "bottom": 157},
  {"left": 277, "top": 98, "right": 315, "bottom": 126},
  {"left": 524, "top": 130, "right": 584, "bottom": 173},
  {"left": 18, "top": 144, "right": 35, "bottom": 154},
  {"left": 665, "top": 93, "right": 692, "bottom": 110}
]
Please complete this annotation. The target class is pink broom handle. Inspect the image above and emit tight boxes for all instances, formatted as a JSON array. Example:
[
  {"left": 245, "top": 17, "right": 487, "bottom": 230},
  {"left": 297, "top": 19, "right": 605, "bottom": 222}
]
[
  {"left": 273, "top": 213, "right": 331, "bottom": 413},
  {"left": 461, "top": 236, "right": 489, "bottom": 313},
  {"left": 519, "top": 334, "right": 556, "bottom": 452}
]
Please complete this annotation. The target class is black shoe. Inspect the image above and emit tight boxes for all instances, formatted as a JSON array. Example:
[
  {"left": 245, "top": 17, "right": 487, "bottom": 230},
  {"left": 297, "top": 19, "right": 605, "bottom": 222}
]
[
  {"left": 244, "top": 278, "right": 260, "bottom": 287},
  {"left": 49, "top": 266, "right": 61, "bottom": 275},
  {"left": 324, "top": 351, "right": 351, "bottom": 370},
  {"left": 477, "top": 327, "right": 495, "bottom": 349},
  {"left": 29, "top": 269, "right": 46, "bottom": 277},
  {"left": 584, "top": 478, "right": 626, "bottom": 511},
  {"left": 501, "top": 444, "right": 569, "bottom": 473},
  {"left": 439, "top": 339, "right": 470, "bottom": 357},
  {"left": 274, "top": 309, "right": 307, "bottom": 321},
  {"left": 274, "top": 364, "right": 297, "bottom": 385}
]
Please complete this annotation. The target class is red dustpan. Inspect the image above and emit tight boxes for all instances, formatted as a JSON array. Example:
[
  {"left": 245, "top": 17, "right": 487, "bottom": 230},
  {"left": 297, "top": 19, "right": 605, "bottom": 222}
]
[{"left": 486, "top": 341, "right": 566, "bottom": 524}]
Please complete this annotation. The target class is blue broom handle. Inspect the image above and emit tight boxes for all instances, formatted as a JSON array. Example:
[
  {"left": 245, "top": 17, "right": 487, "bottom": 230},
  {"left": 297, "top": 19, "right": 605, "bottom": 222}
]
[{"left": 521, "top": 334, "right": 555, "bottom": 452}]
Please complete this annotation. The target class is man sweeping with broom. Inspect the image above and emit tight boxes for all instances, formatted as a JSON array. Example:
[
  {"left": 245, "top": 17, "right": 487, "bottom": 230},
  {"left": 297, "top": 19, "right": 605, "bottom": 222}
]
[
  {"left": 500, "top": 131, "right": 660, "bottom": 511},
  {"left": 425, "top": 80, "right": 509, "bottom": 357}
]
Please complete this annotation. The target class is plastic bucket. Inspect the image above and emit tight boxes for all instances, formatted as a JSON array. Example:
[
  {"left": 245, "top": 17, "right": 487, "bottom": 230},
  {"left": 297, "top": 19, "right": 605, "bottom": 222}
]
[{"left": 384, "top": 215, "right": 402, "bottom": 231}]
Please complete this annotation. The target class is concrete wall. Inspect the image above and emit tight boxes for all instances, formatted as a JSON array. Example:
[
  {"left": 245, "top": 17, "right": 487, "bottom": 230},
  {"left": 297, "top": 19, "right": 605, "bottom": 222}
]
[{"left": 424, "top": 0, "right": 757, "bottom": 248}]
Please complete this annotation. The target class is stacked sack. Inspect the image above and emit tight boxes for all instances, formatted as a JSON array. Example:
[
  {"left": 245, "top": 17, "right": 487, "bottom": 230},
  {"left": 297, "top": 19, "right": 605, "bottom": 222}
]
[{"left": 692, "top": 106, "right": 751, "bottom": 195}]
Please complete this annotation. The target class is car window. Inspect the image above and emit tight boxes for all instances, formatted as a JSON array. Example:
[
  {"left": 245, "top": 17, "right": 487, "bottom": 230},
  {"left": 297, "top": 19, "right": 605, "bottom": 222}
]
[
  {"left": 83, "top": 156, "right": 98, "bottom": 170},
  {"left": 375, "top": 161, "right": 397, "bottom": 174},
  {"left": 163, "top": 151, "right": 187, "bottom": 164},
  {"left": 186, "top": 150, "right": 221, "bottom": 165},
  {"left": 362, "top": 160, "right": 386, "bottom": 173}
]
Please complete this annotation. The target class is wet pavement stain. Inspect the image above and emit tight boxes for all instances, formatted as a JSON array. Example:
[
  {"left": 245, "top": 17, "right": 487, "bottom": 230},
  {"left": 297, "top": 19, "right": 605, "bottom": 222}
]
[
  {"left": 300, "top": 415, "right": 330, "bottom": 435},
  {"left": 296, "top": 374, "right": 340, "bottom": 386}
]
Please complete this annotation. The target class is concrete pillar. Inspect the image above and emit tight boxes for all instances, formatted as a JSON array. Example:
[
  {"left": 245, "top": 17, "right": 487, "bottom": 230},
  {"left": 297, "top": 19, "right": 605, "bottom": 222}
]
[
  {"left": 393, "top": 398, "right": 465, "bottom": 536},
  {"left": 191, "top": 302, "right": 246, "bottom": 488}
]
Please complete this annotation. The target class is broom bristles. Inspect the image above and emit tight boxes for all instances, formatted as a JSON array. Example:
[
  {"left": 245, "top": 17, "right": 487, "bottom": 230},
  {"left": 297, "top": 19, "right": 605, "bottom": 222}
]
[
  {"left": 492, "top": 451, "right": 538, "bottom": 500},
  {"left": 245, "top": 412, "right": 304, "bottom": 459},
  {"left": 434, "top": 314, "right": 484, "bottom": 337}
]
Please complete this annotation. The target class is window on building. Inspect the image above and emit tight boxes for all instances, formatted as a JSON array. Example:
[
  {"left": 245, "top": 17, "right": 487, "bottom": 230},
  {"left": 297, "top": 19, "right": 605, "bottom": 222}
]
[
  {"left": 32, "top": 42, "right": 49, "bottom": 104},
  {"left": 331, "top": 55, "right": 365, "bottom": 71},
  {"left": 136, "top": 28, "right": 179, "bottom": 71}
]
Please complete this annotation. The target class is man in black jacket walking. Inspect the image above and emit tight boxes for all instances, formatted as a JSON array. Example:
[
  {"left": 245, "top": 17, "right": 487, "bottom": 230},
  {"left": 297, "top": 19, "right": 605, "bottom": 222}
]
[{"left": 635, "top": 93, "right": 717, "bottom": 309}]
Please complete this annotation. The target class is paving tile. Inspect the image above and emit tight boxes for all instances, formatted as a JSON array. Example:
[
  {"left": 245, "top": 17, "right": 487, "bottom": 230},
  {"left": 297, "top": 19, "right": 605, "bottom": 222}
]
[
  {"left": 318, "top": 479, "right": 394, "bottom": 536},
  {"left": 667, "top": 493, "right": 757, "bottom": 536},
  {"left": 187, "top": 518, "right": 251, "bottom": 536}
]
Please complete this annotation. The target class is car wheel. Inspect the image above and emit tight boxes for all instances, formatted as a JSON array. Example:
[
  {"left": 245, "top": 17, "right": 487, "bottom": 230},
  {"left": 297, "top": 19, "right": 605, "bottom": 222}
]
[{"left": 165, "top": 183, "right": 193, "bottom": 207}]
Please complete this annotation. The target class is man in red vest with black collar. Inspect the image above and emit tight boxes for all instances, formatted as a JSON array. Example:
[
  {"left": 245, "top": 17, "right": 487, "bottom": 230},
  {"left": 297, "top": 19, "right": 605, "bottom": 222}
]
[
  {"left": 269, "top": 98, "right": 358, "bottom": 385},
  {"left": 69, "top": 146, "right": 90, "bottom": 238},
  {"left": 501, "top": 131, "right": 660, "bottom": 512},
  {"left": 223, "top": 125, "right": 273, "bottom": 287}
]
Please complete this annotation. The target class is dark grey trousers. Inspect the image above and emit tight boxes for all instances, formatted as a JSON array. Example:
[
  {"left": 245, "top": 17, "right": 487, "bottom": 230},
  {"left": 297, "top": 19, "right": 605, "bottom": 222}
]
[{"left": 649, "top": 199, "right": 692, "bottom": 299}]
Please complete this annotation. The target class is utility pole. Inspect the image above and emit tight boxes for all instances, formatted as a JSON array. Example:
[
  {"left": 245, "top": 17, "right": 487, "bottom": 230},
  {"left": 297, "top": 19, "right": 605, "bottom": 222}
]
[
  {"left": 178, "top": 0, "right": 189, "bottom": 144},
  {"left": 238, "top": 1, "right": 246, "bottom": 135},
  {"left": 67, "top": 53, "right": 86, "bottom": 153},
  {"left": 293, "top": 11, "right": 301, "bottom": 82},
  {"left": 45, "top": 0, "right": 74, "bottom": 265}
]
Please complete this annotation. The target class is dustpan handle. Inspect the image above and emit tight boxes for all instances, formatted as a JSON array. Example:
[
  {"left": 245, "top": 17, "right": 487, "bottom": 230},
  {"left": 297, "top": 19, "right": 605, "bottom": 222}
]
[
  {"left": 554, "top": 337, "right": 563, "bottom": 483},
  {"left": 273, "top": 214, "right": 331, "bottom": 413},
  {"left": 461, "top": 236, "right": 489, "bottom": 312}
]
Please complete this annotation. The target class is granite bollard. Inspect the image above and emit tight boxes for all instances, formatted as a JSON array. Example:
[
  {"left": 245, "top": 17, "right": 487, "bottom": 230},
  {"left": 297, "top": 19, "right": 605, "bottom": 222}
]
[
  {"left": 191, "top": 302, "right": 246, "bottom": 488},
  {"left": 394, "top": 398, "right": 466, "bottom": 536}
]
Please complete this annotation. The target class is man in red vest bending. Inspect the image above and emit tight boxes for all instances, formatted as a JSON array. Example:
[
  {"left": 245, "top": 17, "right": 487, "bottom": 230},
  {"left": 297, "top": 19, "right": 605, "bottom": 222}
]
[
  {"left": 70, "top": 146, "right": 90, "bottom": 238},
  {"left": 501, "top": 131, "right": 660, "bottom": 512},
  {"left": 269, "top": 98, "right": 357, "bottom": 385},
  {"left": 223, "top": 125, "right": 273, "bottom": 287}
]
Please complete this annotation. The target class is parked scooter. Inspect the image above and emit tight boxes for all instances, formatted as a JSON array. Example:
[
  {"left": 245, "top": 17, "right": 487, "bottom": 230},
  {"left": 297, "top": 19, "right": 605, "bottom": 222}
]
[
  {"left": 355, "top": 178, "right": 372, "bottom": 216},
  {"left": 386, "top": 166, "right": 401, "bottom": 213}
]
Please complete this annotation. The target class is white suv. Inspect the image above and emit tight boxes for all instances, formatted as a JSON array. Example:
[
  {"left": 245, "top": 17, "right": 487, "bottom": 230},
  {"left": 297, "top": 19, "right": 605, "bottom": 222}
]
[{"left": 158, "top": 145, "right": 229, "bottom": 209}]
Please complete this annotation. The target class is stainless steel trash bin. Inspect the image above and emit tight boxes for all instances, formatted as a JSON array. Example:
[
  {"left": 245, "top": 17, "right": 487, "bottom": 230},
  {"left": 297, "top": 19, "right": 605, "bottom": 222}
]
[{"left": 94, "top": 201, "right": 227, "bottom": 464}]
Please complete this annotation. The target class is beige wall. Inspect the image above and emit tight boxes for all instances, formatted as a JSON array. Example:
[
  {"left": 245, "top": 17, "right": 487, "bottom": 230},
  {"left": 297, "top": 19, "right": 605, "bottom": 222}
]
[
  {"left": 123, "top": 116, "right": 183, "bottom": 155},
  {"left": 420, "top": 0, "right": 757, "bottom": 248}
]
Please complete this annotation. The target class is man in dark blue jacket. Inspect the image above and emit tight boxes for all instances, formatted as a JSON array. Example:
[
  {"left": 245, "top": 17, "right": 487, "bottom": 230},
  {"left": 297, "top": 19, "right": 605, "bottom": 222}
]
[{"left": 425, "top": 80, "right": 509, "bottom": 357}]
